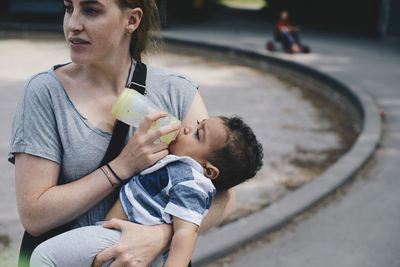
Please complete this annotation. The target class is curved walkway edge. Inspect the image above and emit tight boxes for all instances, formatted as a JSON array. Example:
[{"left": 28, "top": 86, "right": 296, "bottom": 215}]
[{"left": 162, "top": 36, "right": 382, "bottom": 266}]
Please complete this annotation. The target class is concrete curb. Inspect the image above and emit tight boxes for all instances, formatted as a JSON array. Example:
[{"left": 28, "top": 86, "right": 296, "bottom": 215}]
[{"left": 162, "top": 36, "right": 382, "bottom": 266}]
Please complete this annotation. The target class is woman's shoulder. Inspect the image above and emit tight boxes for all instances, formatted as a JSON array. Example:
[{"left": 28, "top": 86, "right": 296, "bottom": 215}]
[
  {"left": 147, "top": 65, "right": 199, "bottom": 90},
  {"left": 22, "top": 65, "right": 66, "bottom": 99},
  {"left": 144, "top": 64, "right": 199, "bottom": 121}
]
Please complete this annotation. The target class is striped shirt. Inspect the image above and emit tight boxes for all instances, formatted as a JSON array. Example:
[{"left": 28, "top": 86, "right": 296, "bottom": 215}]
[{"left": 120, "top": 155, "right": 216, "bottom": 226}]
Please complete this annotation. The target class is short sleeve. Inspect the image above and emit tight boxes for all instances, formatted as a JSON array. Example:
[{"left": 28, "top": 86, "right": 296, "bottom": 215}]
[
  {"left": 146, "top": 66, "right": 198, "bottom": 121},
  {"left": 165, "top": 73, "right": 198, "bottom": 120},
  {"left": 8, "top": 73, "right": 62, "bottom": 164},
  {"left": 165, "top": 178, "right": 215, "bottom": 226}
]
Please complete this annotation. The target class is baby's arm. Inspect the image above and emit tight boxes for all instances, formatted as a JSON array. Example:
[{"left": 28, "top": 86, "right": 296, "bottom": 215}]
[
  {"left": 163, "top": 216, "right": 199, "bottom": 267},
  {"left": 104, "top": 198, "right": 128, "bottom": 221}
]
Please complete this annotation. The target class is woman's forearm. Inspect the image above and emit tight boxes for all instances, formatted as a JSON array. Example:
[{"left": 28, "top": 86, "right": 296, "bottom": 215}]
[
  {"left": 15, "top": 153, "right": 116, "bottom": 236},
  {"left": 199, "top": 188, "right": 236, "bottom": 234},
  {"left": 28, "top": 170, "right": 115, "bottom": 235}
]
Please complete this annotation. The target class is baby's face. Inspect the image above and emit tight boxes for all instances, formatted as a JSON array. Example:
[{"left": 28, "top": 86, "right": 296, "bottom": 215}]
[{"left": 168, "top": 117, "right": 227, "bottom": 164}]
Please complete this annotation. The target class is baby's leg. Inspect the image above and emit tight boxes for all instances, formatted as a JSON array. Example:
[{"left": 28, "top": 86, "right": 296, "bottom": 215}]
[{"left": 30, "top": 225, "right": 121, "bottom": 267}]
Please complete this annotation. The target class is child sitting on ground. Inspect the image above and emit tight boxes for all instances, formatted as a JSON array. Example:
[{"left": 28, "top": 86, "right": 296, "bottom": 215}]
[{"left": 31, "top": 115, "right": 264, "bottom": 267}]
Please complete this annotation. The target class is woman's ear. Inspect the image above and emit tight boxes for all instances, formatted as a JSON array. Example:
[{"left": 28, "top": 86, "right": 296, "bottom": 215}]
[
  {"left": 203, "top": 162, "right": 220, "bottom": 180},
  {"left": 126, "top": 7, "right": 143, "bottom": 34}
]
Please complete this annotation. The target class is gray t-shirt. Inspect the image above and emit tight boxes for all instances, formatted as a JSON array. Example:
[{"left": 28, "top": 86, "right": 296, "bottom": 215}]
[{"left": 8, "top": 61, "right": 198, "bottom": 228}]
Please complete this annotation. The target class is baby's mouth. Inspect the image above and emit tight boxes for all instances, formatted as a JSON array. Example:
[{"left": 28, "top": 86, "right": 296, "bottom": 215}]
[{"left": 168, "top": 129, "right": 180, "bottom": 147}]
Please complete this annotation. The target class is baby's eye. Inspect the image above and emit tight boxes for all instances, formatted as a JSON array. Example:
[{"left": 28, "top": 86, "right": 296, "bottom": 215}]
[
  {"left": 197, "top": 120, "right": 200, "bottom": 125},
  {"left": 195, "top": 129, "right": 200, "bottom": 140}
]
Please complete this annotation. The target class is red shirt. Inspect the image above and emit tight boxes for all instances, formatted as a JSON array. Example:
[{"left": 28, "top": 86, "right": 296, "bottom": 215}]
[{"left": 277, "top": 19, "right": 291, "bottom": 34}]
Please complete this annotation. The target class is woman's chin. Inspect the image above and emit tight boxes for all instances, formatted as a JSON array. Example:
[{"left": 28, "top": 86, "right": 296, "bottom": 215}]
[
  {"left": 70, "top": 56, "right": 85, "bottom": 65},
  {"left": 69, "top": 53, "right": 92, "bottom": 65}
]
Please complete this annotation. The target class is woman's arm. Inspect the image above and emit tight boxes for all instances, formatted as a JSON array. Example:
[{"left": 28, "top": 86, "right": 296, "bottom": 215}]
[
  {"left": 182, "top": 91, "right": 237, "bottom": 234},
  {"left": 15, "top": 153, "right": 115, "bottom": 236},
  {"left": 15, "top": 112, "right": 180, "bottom": 236}
]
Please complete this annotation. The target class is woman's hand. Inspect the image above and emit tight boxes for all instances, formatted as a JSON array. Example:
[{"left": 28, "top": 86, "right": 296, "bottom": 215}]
[
  {"left": 92, "top": 219, "right": 172, "bottom": 267},
  {"left": 110, "top": 111, "right": 181, "bottom": 180}
]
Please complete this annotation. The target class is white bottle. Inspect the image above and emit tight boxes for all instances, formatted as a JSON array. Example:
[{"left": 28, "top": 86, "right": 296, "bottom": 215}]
[{"left": 112, "top": 88, "right": 180, "bottom": 144}]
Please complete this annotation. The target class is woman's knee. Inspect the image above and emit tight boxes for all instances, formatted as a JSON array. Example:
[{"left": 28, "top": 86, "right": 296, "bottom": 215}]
[{"left": 30, "top": 243, "right": 55, "bottom": 267}]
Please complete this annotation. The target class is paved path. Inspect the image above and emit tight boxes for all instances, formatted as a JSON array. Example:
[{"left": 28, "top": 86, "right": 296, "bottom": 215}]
[{"left": 164, "top": 7, "right": 400, "bottom": 267}]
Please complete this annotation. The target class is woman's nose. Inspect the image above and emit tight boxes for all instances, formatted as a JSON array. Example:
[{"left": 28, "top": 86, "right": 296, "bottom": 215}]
[{"left": 66, "top": 11, "right": 84, "bottom": 32}]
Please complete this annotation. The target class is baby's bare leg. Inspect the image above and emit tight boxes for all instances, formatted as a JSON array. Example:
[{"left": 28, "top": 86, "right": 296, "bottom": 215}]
[{"left": 105, "top": 198, "right": 128, "bottom": 221}]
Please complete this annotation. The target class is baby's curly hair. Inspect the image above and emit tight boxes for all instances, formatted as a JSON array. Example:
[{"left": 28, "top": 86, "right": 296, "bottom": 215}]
[{"left": 210, "top": 116, "right": 264, "bottom": 191}]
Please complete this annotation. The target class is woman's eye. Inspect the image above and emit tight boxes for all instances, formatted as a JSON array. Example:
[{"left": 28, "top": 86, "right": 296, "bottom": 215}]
[
  {"left": 85, "top": 8, "right": 99, "bottom": 15},
  {"left": 197, "top": 120, "right": 200, "bottom": 125},
  {"left": 64, "top": 5, "right": 73, "bottom": 14}
]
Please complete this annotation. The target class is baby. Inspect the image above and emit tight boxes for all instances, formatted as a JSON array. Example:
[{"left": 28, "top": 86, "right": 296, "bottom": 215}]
[{"left": 31, "top": 116, "right": 264, "bottom": 267}]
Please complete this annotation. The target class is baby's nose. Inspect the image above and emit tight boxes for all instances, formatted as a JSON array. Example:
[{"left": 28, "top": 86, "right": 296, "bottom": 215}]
[{"left": 183, "top": 126, "right": 193, "bottom": 135}]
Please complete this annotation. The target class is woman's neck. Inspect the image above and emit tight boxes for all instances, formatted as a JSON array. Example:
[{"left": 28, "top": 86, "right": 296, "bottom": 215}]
[{"left": 72, "top": 53, "right": 133, "bottom": 95}]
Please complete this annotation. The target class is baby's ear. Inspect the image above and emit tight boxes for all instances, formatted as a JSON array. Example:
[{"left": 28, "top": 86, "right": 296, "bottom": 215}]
[{"left": 203, "top": 162, "right": 219, "bottom": 179}]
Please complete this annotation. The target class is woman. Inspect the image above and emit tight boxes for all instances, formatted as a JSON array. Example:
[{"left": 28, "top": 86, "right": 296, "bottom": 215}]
[{"left": 9, "top": 0, "right": 236, "bottom": 266}]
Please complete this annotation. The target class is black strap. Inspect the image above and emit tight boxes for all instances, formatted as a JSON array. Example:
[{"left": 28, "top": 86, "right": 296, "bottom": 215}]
[
  {"left": 18, "top": 61, "right": 147, "bottom": 267},
  {"left": 100, "top": 62, "right": 147, "bottom": 166},
  {"left": 127, "top": 61, "right": 147, "bottom": 95}
]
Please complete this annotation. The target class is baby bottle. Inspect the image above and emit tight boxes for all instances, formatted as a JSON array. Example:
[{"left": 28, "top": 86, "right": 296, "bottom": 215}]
[{"left": 112, "top": 88, "right": 180, "bottom": 144}]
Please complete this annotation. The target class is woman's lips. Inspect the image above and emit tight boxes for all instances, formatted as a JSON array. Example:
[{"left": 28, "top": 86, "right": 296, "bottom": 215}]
[{"left": 69, "top": 38, "right": 90, "bottom": 49}]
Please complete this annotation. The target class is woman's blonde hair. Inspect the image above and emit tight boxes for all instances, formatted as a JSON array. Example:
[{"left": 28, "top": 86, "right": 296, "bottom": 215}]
[{"left": 117, "top": 0, "right": 161, "bottom": 62}]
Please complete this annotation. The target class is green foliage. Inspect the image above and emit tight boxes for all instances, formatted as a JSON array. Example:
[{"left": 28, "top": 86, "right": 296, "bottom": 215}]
[{"left": 217, "top": 0, "right": 267, "bottom": 8}]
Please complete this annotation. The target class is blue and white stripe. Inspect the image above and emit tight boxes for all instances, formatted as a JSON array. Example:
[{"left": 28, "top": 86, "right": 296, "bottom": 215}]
[{"left": 120, "top": 155, "right": 216, "bottom": 226}]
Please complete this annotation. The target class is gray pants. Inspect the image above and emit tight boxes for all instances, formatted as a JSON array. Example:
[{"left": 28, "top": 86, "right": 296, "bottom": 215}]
[{"left": 30, "top": 225, "right": 164, "bottom": 267}]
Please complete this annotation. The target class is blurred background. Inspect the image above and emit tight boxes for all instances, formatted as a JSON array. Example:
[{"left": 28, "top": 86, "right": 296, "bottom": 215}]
[
  {"left": 0, "top": 1, "right": 399, "bottom": 267},
  {"left": 0, "top": 0, "right": 399, "bottom": 37}
]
